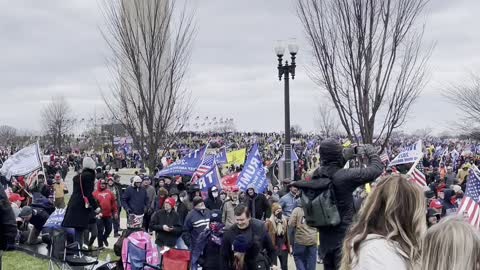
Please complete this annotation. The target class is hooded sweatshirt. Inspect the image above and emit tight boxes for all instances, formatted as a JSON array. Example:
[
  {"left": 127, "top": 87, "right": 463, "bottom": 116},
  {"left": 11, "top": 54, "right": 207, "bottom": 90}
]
[
  {"left": 93, "top": 181, "right": 118, "bottom": 218},
  {"left": 205, "top": 187, "right": 222, "bottom": 210},
  {"left": 243, "top": 184, "right": 269, "bottom": 220}
]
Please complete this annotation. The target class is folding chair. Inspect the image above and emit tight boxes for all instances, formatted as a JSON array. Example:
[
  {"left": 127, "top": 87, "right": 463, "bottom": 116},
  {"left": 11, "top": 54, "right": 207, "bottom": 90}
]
[
  {"left": 161, "top": 248, "right": 190, "bottom": 270},
  {"left": 47, "top": 231, "right": 99, "bottom": 270},
  {"left": 124, "top": 240, "right": 161, "bottom": 270}
]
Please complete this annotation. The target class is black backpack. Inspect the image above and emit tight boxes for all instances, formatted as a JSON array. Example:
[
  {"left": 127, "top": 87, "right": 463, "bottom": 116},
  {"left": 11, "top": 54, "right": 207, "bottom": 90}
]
[{"left": 292, "top": 177, "right": 341, "bottom": 228}]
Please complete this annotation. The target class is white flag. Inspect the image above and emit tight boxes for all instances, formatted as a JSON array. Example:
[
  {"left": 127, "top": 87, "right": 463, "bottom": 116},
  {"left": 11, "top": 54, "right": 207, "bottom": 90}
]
[
  {"left": 0, "top": 143, "right": 42, "bottom": 180},
  {"left": 389, "top": 140, "right": 423, "bottom": 167}
]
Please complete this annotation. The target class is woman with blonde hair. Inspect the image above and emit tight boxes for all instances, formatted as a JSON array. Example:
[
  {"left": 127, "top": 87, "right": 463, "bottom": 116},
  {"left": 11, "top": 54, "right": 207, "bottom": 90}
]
[
  {"left": 420, "top": 216, "right": 480, "bottom": 270},
  {"left": 340, "top": 174, "right": 427, "bottom": 270}
]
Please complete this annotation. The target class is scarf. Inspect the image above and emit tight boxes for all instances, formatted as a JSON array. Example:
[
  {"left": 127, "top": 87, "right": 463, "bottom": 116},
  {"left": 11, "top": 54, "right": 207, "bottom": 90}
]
[{"left": 269, "top": 215, "right": 285, "bottom": 236}]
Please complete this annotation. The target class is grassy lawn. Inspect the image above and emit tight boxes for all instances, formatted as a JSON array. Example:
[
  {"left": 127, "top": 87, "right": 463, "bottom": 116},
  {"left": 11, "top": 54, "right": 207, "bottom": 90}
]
[
  {"left": 3, "top": 251, "right": 49, "bottom": 270},
  {"left": 3, "top": 248, "right": 119, "bottom": 269}
]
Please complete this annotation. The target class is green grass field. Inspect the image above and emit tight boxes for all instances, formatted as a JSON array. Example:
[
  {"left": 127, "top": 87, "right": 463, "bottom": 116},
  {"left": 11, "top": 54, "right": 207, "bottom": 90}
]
[{"left": 3, "top": 248, "right": 119, "bottom": 270}]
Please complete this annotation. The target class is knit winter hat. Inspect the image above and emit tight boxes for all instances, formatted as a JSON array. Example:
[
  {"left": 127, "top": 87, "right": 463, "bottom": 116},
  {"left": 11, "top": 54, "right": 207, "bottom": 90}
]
[
  {"left": 193, "top": 196, "right": 204, "bottom": 207},
  {"left": 164, "top": 197, "right": 176, "bottom": 208},
  {"left": 210, "top": 209, "right": 222, "bottom": 223},
  {"left": 19, "top": 206, "right": 33, "bottom": 218},
  {"left": 233, "top": 234, "right": 250, "bottom": 253},
  {"left": 319, "top": 138, "right": 343, "bottom": 163},
  {"left": 82, "top": 157, "right": 96, "bottom": 170}
]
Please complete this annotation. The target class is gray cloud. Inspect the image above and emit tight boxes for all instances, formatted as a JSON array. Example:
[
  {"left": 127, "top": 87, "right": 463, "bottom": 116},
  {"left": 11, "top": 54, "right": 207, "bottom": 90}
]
[{"left": 1, "top": 0, "right": 479, "bottom": 135}]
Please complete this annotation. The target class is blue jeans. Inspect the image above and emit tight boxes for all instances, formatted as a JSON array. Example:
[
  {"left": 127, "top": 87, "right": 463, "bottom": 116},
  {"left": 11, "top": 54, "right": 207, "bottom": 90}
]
[{"left": 293, "top": 244, "right": 317, "bottom": 270}]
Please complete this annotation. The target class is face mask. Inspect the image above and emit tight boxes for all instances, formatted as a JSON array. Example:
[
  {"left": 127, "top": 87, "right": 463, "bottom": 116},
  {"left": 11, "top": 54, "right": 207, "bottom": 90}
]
[
  {"left": 212, "top": 191, "right": 218, "bottom": 198},
  {"left": 276, "top": 213, "right": 283, "bottom": 219}
]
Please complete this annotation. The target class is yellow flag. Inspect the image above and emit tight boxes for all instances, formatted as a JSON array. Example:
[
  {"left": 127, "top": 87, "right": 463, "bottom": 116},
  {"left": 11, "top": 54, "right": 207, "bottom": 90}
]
[{"left": 227, "top": 149, "right": 246, "bottom": 165}]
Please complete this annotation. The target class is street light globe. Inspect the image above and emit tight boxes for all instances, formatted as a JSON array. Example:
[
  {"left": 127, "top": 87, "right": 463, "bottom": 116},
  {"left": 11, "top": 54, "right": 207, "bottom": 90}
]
[
  {"left": 288, "top": 38, "right": 299, "bottom": 54},
  {"left": 274, "top": 40, "right": 285, "bottom": 56}
]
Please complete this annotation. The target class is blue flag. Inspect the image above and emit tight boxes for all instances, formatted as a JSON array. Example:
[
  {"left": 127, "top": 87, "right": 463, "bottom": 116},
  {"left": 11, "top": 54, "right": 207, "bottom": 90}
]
[
  {"left": 237, "top": 144, "right": 268, "bottom": 193},
  {"left": 157, "top": 146, "right": 207, "bottom": 177},
  {"left": 215, "top": 147, "right": 228, "bottom": 165},
  {"left": 197, "top": 165, "right": 221, "bottom": 194}
]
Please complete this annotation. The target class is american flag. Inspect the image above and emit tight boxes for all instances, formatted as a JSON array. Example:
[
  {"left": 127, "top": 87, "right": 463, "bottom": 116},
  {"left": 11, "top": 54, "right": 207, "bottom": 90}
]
[
  {"left": 458, "top": 167, "right": 480, "bottom": 228},
  {"left": 409, "top": 167, "right": 427, "bottom": 187},
  {"left": 192, "top": 155, "right": 215, "bottom": 181},
  {"left": 380, "top": 153, "right": 390, "bottom": 164}
]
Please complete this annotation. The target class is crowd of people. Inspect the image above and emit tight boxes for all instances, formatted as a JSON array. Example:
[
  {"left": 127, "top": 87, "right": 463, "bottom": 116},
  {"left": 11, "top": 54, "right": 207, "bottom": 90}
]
[{"left": 0, "top": 134, "right": 479, "bottom": 269}]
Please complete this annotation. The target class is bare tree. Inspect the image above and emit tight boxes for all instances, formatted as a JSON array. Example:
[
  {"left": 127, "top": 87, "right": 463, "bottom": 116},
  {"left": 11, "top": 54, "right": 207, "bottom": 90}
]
[
  {"left": 297, "top": 0, "right": 432, "bottom": 150},
  {"left": 41, "top": 96, "right": 75, "bottom": 152},
  {"left": 101, "top": 0, "right": 195, "bottom": 172},
  {"left": 315, "top": 103, "right": 338, "bottom": 137},
  {"left": 0, "top": 125, "right": 17, "bottom": 147},
  {"left": 443, "top": 74, "right": 480, "bottom": 123},
  {"left": 413, "top": 127, "right": 433, "bottom": 138}
]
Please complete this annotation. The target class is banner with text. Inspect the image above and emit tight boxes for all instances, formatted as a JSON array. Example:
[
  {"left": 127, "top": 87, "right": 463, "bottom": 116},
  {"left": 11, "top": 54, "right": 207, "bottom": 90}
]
[
  {"left": 157, "top": 146, "right": 207, "bottom": 177},
  {"left": 237, "top": 144, "right": 268, "bottom": 193},
  {"left": 389, "top": 140, "right": 423, "bottom": 167}
]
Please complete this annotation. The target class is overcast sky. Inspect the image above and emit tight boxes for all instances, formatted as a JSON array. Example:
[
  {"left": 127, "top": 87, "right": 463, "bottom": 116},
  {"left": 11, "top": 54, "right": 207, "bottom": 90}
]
[{"left": 1, "top": 0, "right": 480, "bottom": 135}]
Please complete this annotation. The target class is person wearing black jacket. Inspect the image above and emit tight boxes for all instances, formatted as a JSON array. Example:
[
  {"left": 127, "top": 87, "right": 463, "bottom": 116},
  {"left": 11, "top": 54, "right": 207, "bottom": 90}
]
[
  {"left": 0, "top": 187, "right": 17, "bottom": 268},
  {"left": 221, "top": 204, "right": 277, "bottom": 270},
  {"left": 205, "top": 186, "right": 222, "bottom": 210},
  {"left": 62, "top": 157, "right": 100, "bottom": 248},
  {"left": 150, "top": 197, "right": 182, "bottom": 247},
  {"left": 293, "top": 138, "right": 383, "bottom": 270},
  {"left": 243, "top": 184, "right": 270, "bottom": 220}
]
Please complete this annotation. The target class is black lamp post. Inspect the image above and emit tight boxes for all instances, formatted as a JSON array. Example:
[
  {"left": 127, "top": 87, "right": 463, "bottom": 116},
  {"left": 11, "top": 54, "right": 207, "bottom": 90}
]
[{"left": 275, "top": 39, "right": 299, "bottom": 182}]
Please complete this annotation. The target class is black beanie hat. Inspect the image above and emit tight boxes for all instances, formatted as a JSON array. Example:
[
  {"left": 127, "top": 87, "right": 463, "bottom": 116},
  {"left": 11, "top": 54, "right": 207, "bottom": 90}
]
[{"left": 319, "top": 138, "right": 343, "bottom": 163}]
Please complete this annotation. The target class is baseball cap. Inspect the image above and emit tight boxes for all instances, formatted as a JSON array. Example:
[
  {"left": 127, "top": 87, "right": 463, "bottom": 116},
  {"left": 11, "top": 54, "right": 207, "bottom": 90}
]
[
  {"left": 165, "top": 197, "right": 176, "bottom": 208},
  {"left": 9, "top": 193, "right": 25, "bottom": 203}
]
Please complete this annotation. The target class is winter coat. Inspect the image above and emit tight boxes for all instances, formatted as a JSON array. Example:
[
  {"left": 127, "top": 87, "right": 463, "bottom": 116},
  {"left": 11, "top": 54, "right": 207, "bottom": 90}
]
[
  {"left": 93, "top": 182, "right": 118, "bottom": 218},
  {"left": 183, "top": 208, "right": 211, "bottom": 249},
  {"left": 243, "top": 191, "right": 270, "bottom": 220},
  {"left": 222, "top": 199, "right": 240, "bottom": 229},
  {"left": 149, "top": 209, "right": 182, "bottom": 247},
  {"left": 221, "top": 218, "right": 277, "bottom": 270},
  {"left": 176, "top": 201, "right": 189, "bottom": 225},
  {"left": 265, "top": 216, "right": 290, "bottom": 252},
  {"left": 62, "top": 169, "right": 98, "bottom": 229},
  {"left": 191, "top": 227, "right": 224, "bottom": 270},
  {"left": 288, "top": 207, "right": 317, "bottom": 246},
  {"left": 122, "top": 186, "right": 148, "bottom": 215},
  {"left": 315, "top": 153, "right": 383, "bottom": 255},
  {"left": 0, "top": 188, "right": 17, "bottom": 250},
  {"left": 29, "top": 207, "right": 50, "bottom": 231},
  {"left": 442, "top": 189, "right": 458, "bottom": 217},
  {"left": 144, "top": 185, "right": 156, "bottom": 211},
  {"left": 121, "top": 231, "right": 160, "bottom": 270},
  {"left": 205, "top": 188, "right": 222, "bottom": 211},
  {"left": 351, "top": 234, "right": 408, "bottom": 270}
]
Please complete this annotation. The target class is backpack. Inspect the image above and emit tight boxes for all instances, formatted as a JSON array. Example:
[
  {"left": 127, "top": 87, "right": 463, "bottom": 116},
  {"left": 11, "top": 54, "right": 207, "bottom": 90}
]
[{"left": 292, "top": 177, "right": 341, "bottom": 228}]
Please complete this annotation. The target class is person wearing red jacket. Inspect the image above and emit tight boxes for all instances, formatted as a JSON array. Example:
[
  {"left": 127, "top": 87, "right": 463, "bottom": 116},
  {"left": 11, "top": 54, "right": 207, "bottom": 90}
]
[{"left": 93, "top": 178, "right": 118, "bottom": 249}]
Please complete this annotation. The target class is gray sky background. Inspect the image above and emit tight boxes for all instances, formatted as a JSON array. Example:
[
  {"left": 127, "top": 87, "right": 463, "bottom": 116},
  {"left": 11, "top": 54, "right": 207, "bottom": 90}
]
[{"left": 1, "top": 0, "right": 479, "bottom": 135}]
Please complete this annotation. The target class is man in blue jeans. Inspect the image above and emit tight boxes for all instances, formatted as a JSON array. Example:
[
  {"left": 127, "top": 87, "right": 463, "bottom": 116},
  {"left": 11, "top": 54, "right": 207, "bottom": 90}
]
[{"left": 289, "top": 204, "right": 318, "bottom": 270}]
